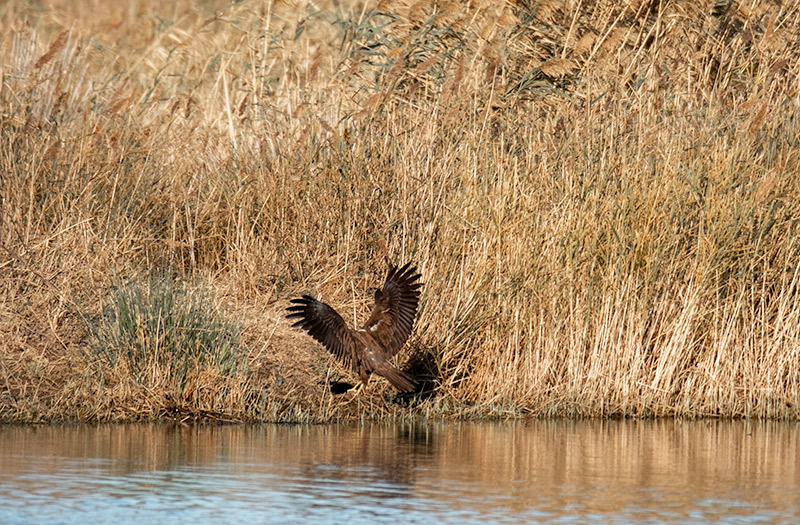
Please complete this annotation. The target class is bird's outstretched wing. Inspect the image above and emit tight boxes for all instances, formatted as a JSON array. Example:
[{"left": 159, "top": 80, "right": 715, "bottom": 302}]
[
  {"left": 286, "top": 295, "right": 359, "bottom": 370},
  {"left": 364, "top": 261, "right": 423, "bottom": 356}
]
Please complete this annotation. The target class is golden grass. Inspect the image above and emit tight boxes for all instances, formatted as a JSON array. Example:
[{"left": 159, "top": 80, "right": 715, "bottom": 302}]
[{"left": 1, "top": 0, "right": 799, "bottom": 422}]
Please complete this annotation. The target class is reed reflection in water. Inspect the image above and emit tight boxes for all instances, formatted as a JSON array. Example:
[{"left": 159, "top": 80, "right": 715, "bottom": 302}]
[{"left": 0, "top": 420, "right": 798, "bottom": 523}]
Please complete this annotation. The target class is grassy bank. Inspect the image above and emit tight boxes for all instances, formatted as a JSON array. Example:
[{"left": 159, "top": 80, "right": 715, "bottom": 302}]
[{"left": 1, "top": 0, "right": 799, "bottom": 422}]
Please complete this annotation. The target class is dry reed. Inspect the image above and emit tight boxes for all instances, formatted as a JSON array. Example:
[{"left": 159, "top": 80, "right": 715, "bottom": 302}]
[{"left": 1, "top": 0, "right": 799, "bottom": 422}]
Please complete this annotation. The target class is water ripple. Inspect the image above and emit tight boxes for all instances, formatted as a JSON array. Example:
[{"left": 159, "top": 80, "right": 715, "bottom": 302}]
[{"left": 1, "top": 421, "right": 798, "bottom": 524}]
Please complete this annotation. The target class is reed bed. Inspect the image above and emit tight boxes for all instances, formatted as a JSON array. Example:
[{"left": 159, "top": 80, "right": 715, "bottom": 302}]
[{"left": 1, "top": 0, "right": 799, "bottom": 422}]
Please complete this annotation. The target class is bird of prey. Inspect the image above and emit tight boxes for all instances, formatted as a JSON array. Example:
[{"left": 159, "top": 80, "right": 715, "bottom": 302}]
[{"left": 286, "top": 261, "right": 422, "bottom": 393}]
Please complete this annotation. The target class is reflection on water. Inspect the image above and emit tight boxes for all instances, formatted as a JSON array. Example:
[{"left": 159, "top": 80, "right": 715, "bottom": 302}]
[{"left": 0, "top": 420, "right": 798, "bottom": 523}]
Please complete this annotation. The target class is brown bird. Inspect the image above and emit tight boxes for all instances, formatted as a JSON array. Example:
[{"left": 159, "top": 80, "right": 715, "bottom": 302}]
[{"left": 286, "top": 261, "right": 422, "bottom": 393}]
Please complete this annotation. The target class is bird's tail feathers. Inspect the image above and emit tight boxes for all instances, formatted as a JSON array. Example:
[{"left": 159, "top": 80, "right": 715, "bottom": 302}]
[{"left": 375, "top": 365, "right": 417, "bottom": 393}]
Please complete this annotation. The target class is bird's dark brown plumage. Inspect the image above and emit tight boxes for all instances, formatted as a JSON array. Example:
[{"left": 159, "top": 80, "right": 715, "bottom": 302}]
[{"left": 286, "top": 262, "right": 422, "bottom": 393}]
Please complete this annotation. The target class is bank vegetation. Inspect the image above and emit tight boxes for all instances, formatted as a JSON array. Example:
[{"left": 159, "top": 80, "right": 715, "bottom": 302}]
[{"left": 1, "top": 0, "right": 799, "bottom": 422}]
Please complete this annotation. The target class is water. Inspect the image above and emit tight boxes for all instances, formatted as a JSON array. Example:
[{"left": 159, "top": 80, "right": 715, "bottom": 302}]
[{"left": 0, "top": 420, "right": 798, "bottom": 523}]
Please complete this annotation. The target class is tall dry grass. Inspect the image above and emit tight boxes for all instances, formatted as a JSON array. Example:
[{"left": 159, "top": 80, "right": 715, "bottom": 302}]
[{"left": 1, "top": 0, "right": 799, "bottom": 422}]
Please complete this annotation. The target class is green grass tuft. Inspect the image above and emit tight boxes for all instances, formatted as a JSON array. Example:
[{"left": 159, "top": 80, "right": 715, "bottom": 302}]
[{"left": 93, "top": 274, "right": 243, "bottom": 394}]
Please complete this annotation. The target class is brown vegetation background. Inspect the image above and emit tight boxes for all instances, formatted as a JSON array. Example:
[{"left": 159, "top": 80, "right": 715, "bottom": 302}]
[{"left": 1, "top": 0, "right": 799, "bottom": 422}]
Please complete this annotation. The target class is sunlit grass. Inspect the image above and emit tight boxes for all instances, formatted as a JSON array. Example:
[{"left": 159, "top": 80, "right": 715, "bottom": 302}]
[
  {"left": 93, "top": 274, "right": 243, "bottom": 394},
  {"left": 1, "top": 0, "right": 799, "bottom": 422}
]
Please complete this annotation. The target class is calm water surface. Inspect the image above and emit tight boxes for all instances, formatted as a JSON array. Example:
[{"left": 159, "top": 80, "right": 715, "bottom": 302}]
[{"left": 0, "top": 420, "right": 798, "bottom": 523}]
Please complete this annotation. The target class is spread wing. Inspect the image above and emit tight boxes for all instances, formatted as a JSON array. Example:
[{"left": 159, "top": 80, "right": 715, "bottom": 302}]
[
  {"left": 286, "top": 295, "right": 359, "bottom": 371},
  {"left": 364, "top": 261, "right": 423, "bottom": 356}
]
